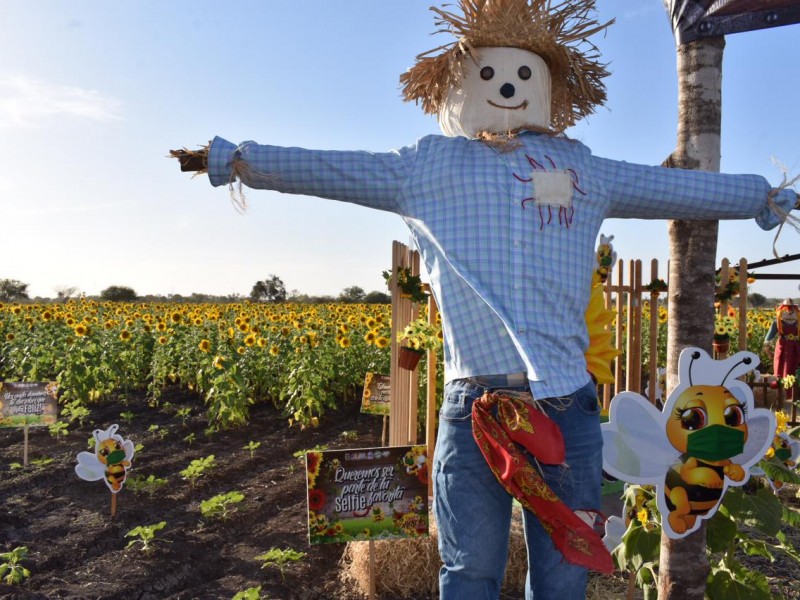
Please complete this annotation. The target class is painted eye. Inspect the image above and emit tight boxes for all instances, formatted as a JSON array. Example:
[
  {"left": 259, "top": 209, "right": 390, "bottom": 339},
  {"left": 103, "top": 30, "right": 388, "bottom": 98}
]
[
  {"left": 518, "top": 65, "right": 532, "bottom": 80},
  {"left": 480, "top": 66, "right": 495, "bottom": 81},
  {"left": 724, "top": 405, "right": 745, "bottom": 427},
  {"left": 679, "top": 407, "right": 706, "bottom": 430},
  {"left": 99, "top": 447, "right": 109, "bottom": 456}
]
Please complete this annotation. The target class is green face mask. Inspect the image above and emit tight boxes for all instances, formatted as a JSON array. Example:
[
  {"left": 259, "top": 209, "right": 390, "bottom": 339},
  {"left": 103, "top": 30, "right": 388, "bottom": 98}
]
[
  {"left": 775, "top": 448, "right": 792, "bottom": 463},
  {"left": 687, "top": 424, "right": 745, "bottom": 462},
  {"left": 106, "top": 449, "right": 126, "bottom": 464}
]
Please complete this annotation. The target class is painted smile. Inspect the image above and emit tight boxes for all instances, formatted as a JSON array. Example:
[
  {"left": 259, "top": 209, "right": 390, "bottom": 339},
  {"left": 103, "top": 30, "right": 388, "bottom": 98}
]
[{"left": 487, "top": 99, "right": 529, "bottom": 110}]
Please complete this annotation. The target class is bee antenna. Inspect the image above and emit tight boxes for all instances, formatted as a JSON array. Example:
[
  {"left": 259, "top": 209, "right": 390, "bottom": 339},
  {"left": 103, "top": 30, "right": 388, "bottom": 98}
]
[
  {"left": 689, "top": 351, "right": 701, "bottom": 386},
  {"left": 721, "top": 356, "right": 752, "bottom": 386}
]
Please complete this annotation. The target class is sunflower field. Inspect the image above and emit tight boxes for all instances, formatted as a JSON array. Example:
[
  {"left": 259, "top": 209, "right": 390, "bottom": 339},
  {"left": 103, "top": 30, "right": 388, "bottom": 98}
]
[
  {"left": 0, "top": 300, "right": 406, "bottom": 430},
  {"left": 634, "top": 299, "right": 777, "bottom": 373}
]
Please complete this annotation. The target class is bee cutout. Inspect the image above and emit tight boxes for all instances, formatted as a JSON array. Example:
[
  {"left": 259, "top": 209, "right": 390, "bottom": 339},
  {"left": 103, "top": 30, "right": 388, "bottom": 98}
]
[
  {"left": 751, "top": 432, "right": 800, "bottom": 493},
  {"left": 75, "top": 424, "right": 135, "bottom": 494},
  {"left": 602, "top": 347, "right": 775, "bottom": 539}
]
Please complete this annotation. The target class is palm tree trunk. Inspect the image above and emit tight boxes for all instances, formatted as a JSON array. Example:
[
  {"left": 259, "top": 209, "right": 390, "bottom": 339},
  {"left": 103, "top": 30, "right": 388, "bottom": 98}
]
[{"left": 658, "top": 35, "right": 725, "bottom": 600}]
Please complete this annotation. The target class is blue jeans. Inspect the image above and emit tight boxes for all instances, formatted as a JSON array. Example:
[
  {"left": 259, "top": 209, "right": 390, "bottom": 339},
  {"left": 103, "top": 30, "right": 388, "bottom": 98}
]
[{"left": 433, "top": 378, "right": 603, "bottom": 600}]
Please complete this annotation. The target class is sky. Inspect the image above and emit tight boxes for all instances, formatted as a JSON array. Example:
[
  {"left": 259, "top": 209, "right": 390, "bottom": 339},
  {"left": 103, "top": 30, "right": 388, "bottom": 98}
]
[{"left": 0, "top": 1, "right": 798, "bottom": 301}]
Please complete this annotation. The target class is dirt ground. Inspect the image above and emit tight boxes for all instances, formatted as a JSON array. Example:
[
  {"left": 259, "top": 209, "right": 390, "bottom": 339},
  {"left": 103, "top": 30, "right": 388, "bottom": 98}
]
[
  {"left": 0, "top": 388, "right": 385, "bottom": 600},
  {"left": 2, "top": 388, "right": 800, "bottom": 600}
]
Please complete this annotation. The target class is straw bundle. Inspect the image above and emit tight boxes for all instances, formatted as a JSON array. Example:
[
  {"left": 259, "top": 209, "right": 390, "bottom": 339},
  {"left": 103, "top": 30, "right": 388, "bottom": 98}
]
[{"left": 340, "top": 508, "right": 528, "bottom": 598}]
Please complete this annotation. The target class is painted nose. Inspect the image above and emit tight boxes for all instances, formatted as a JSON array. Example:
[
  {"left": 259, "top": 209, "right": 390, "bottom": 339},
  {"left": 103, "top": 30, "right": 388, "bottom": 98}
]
[{"left": 500, "top": 83, "right": 515, "bottom": 99}]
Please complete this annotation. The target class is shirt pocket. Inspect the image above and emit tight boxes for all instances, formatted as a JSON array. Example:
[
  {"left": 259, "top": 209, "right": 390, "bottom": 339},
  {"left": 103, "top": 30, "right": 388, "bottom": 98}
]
[{"left": 531, "top": 169, "right": 573, "bottom": 209}]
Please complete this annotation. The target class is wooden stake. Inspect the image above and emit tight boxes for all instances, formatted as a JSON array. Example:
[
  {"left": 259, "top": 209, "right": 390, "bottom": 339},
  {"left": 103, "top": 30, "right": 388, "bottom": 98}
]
[
  {"left": 368, "top": 540, "right": 376, "bottom": 600},
  {"left": 111, "top": 493, "right": 118, "bottom": 518},
  {"left": 23, "top": 424, "right": 29, "bottom": 466}
]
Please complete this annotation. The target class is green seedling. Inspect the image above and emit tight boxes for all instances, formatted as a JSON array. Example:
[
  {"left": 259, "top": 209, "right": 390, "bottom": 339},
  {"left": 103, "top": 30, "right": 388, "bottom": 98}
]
[
  {"left": 48, "top": 420, "right": 69, "bottom": 441},
  {"left": 175, "top": 407, "right": 192, "bottom": 426},
  {"left": 256, "top": 547, "right": 307, "bottom": 582},
  {"left": 30, "top": 457, "right": 54, "bottom": 467},
  {"left": 119, "top": 410, "right": 135, "bottom": 424},
  {"left": 180, "top": 455, "right": 215, "bottom": 486},
  {"left": 340, "top": 430, "right": 358, "bottom": 442},
  {"left": 243, "top": 440, "right": 261, "bottom": 458},
  {"left": 232, "top": 586, "right": 263, "bottom": 600},
  {"left": 183, "top": 432, "right": 196, "bottom": 446},
  {"left": 126, "top": 474, "right": 168, "bottom": 498},
  {"left": 125, "top": 521, "right": 166, "bottom": 554},
  {"left": 200, "top": 491, "right": 245, "bottom": 520},
  {"left": 0, "top": 546, "right": 31, "bottom": 585}
]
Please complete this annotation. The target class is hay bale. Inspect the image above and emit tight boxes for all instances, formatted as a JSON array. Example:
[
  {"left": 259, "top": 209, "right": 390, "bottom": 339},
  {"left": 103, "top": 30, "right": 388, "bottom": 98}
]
[{"left": 340, "top": 508, "right": 528, "bottom": 599}]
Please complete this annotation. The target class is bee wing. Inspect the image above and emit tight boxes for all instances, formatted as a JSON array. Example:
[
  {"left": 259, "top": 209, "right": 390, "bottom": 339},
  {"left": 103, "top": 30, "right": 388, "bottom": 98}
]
[
  {"left": 735, "top": 409, "right": 777, "bottom": 477},
  {"left": 75, "top": 451, "right": 105, "bottom": 482},
  {"left": 122, "top": 439, "right": 135, "bottom": 462},
  {"left": 602, "top": 391, "right": 678, "bottom": 483}
]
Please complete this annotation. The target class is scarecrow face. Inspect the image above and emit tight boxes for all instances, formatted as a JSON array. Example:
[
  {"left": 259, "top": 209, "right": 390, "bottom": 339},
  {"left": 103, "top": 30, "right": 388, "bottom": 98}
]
[{"left": 438, "top": 47, "right": 551, "bottom": 138}]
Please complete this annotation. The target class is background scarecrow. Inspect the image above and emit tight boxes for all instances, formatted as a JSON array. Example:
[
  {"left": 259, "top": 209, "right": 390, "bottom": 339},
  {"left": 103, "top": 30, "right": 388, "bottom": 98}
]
[
  {"left": 765, "top": 299, "right": 800, "bottom": 402},
  {"left": 173, "top": 1, "right": 799, "bottom": 598}
]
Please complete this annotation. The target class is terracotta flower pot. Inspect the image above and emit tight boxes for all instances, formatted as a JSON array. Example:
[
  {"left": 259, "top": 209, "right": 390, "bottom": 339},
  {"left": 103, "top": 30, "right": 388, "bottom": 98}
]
[
  {"left": 712, "top": 338, "right": 730, "bottom": 357},
  {"left": 398, "top": 346, "right": 424, "bottom": 371}
]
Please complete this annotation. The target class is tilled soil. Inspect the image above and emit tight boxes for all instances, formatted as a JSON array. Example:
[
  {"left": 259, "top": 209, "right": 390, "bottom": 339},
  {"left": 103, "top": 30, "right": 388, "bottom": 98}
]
[{"left": 2, "top": 388, "right": 800, "bottom": 599}]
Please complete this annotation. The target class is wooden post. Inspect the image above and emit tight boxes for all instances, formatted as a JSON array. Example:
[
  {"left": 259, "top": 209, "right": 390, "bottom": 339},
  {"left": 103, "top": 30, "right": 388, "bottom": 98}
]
[
  {"left": 632, "top": 260, "right": 643, "bottom": 393},
  {"left": 389, "top": 241, "right": 420, "bottom": 447},
  {"left": 716, "top": 259, "right": 730, "bottom": 359},
  {"left": 615, "top": 259, "right": 625, "bottom": 397},
  {"left": 648, "top": 259, "right": 660, "bottom": 404},
  {"left": 626, "top": 260, "right": 637, "bottom": 392},
  {"left": 368, "top": 540, "right": 376, "bottom": 600},
  {"left": 23, "top": 424, "right": 29, "bottom": 467},
  {"left": 737, "top": 258, "right": 748, "bottom": 352}
]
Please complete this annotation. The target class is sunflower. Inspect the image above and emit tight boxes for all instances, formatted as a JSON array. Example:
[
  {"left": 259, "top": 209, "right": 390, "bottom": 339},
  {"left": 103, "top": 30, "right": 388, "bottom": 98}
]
[
  {"left": 269, "top": 345, "right": 280, "bottom": 357},
  {"left": 308, "top": 488, "right": 327, "bottom": 512},
  {"left": 74, "top": 324, "right": 89, "bottom": 337},
  {"left": 338, "top": 337, "right": 352, "bottom": 349},
  {"left": 119, "top": 330, "right": 132, "bottom": 342},
  {"left": 375, "top": 336, "right": 389, "bottom": 349},
  {"left": 158, "top": 336, "right": 168, "bottom": 345},
  {"left": 244, "top": 334, "right": 256, "bottom": 347},
  {"left": 198, "top": 339, "right": 211, "bottom": 353},
  {"left": 212, "top": 355, "right": 226, "bottom": 370},
  {"left": 364, "top": 331, "right": 377, "bottom": 344},
  {"left": 5, "top": 333, "right": 14, "bottom": 341}
]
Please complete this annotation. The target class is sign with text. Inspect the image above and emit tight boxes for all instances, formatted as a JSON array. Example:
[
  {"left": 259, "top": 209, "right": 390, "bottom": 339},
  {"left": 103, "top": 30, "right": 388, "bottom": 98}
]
[
  {"left": 0, "top": 382, "right": 58, "bottom": 428},
  {"left": 360, "top": 372, "right": 391, "bottom": 416},
  {"left": 306, "top": 445, "right": 429, "bottom": 544}
]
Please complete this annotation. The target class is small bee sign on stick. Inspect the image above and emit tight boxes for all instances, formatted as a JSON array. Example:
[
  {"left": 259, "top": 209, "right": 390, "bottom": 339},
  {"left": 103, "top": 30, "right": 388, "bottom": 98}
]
[
  {"left": 75, "top": 424, "right": 135, "bottom": 517},
  {"left": 602, "top": 347, "right": 775, "bottom": 539}
]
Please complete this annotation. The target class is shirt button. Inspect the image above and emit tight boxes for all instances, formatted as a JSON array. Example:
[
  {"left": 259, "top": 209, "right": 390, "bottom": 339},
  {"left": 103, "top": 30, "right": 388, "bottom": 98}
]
[{"left": 518, "top": 328, "right": 527, "bottom": 334}]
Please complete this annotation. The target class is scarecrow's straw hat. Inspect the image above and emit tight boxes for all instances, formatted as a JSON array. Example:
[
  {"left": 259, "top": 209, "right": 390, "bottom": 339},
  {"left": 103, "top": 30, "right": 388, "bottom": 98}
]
[{"left": 400, "top": 0, "right": 613, "bottom": 133}]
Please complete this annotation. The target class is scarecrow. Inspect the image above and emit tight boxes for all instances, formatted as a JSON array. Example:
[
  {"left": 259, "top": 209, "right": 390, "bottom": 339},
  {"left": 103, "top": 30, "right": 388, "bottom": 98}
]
[
  {"left": 765, "top": 299, "right": 800, "bottom": 401},
  {"left": 173, "top": 1, "right": 799, "bottom": 598}
]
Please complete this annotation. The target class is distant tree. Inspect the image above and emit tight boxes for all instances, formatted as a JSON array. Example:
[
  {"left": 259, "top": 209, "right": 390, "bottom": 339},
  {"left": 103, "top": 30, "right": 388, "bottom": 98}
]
[
  {"left": 250, "top": 275, "right": 287, "bottom": 303},
  {"left": 363, "top": 290, "right": 391, "bottom": 304},
  {"left": 100, "top": 285, "right": 137, "bottom": 302},
  {"left": 54, "top": 286, "right": 80, "bottom": 302},
  {"left": 0, "top": 279, "right": 30, "bottom": 302},
  {"left": 339, "top": 286, "right": 366, "bottom": 303},
  {"left": 748, "top": 292, "right": 767, "bottom": 307}
]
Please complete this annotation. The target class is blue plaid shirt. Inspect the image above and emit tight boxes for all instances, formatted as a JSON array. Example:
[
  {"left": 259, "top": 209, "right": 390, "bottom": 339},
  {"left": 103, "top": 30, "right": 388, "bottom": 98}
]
[{"left": 208, "top": 132, "right": 794, "bottom": 399}]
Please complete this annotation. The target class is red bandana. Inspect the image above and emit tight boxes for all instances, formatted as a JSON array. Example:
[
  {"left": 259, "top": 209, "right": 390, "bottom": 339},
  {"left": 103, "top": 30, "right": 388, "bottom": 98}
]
[{"left": 471, "top": 391, "right": 613, "bottom": 574}]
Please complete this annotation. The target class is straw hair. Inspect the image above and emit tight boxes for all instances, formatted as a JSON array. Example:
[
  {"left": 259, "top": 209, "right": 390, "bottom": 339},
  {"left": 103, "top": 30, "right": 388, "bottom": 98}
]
[{"left": 400, "top": 0, "right": 613, "bottom": 133}]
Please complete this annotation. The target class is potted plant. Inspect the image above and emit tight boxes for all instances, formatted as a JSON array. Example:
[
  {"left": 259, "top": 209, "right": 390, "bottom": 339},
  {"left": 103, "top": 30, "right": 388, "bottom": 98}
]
[
  {"left": 396, "top": 317, "right": 442, "bottom": 371},
  {"left": 713, "top": 314, "right": 736, "bottom": 356},
  {"left": 382, "top": 267, "right": 428, "bottom": 304}
]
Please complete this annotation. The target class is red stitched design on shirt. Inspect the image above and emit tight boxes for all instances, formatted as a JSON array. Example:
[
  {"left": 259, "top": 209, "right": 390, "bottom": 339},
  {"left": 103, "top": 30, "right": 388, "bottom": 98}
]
[{"left": 514, "top": 154, "right": 584, "bottom": 230}]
